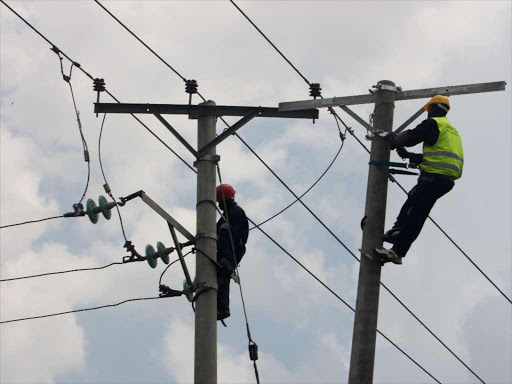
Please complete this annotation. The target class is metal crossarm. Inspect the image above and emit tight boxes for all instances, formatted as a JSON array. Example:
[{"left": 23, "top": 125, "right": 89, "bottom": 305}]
[
  {"left": 279, "top": 81, "right": 506, "bottom": 111},
  {"left": 94, "top": 102, "right": 318, "bottom": 119}
]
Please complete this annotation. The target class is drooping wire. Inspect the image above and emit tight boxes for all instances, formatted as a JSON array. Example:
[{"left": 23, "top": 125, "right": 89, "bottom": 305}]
[
  {"left": 228, "top": 0, "right": 508, "bottom": 309},
  {"left": 248, "top": 112, "right": 347, "bottom": 232},
  {"left": 159, "top": 251, "right": 193, "bottom": 287},
  {"left": 1, "top": 262, "right": 123, "bottom": 282},
  {"left": 216, "top": 164, "right": 260, "bottom": 384},
  {"left": 98, "top": 114, "right": 128, "bottom": 242},
  {"left": 0, "top": 296, "right": 171, "bottom": 325},
  {"left": 53, "top": 50, "right": 91, "bottom": 205},
  {"left": 89, "top": 3, "right": 481, "bottom": 379},
  {"left": 0, "top": 215, "right": 66, "bottom": 229}
]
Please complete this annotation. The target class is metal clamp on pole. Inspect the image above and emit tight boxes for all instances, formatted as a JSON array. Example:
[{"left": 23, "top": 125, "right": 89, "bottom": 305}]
[{"left": 193, "top": 154, "right": 220, "bottom": 167}]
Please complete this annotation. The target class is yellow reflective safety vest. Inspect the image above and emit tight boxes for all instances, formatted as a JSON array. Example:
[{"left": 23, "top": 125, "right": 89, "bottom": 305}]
[{"left": 420, "top": 117, "right": 464, "bottom": 179}]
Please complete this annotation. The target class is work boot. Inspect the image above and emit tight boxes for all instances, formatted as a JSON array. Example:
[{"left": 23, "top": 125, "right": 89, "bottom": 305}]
[
  {"left": 383, "top": 227, "right": 401, "bottom": 244},
  {"left": 375, "top": 248, "right": 402, "bottom": 265}
]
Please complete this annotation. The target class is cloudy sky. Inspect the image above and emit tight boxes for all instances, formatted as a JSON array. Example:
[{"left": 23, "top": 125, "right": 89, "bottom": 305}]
[{"left": 1, "top": 1, "right": 511, "bottom": 383}]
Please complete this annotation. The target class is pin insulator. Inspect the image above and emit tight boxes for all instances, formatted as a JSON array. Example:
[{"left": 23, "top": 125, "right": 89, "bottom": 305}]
[
  {"left": 185, "top": 79, "right": 198, "bottom": 94},
  {"left": 93, "top": 78, "right": 106, "bottom": 93},
  {"left": 309, "top": 83, "right": 322, "bottom": 98}
]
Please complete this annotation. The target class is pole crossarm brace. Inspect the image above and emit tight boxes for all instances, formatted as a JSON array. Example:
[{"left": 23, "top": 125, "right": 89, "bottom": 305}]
[
  {"left": 168, "top": 222, "right": 194, "bottom": 289},
  {"left": 197, "top": 108, "right": 261, "bottom": 158},
  {"left": 94, "top": 102, "right": 318, "bottom": 119},
  {"left": 339, "top": 105, "right": 372, "bottom": 131},
  {"left": 126, "top": 190, "right": 194, "bottom": 242},
  {"left": 152, "top": 111, "right": 198, "bottom": 157},
  {"left": 278, "top": 81, "right": 506, "bottom": 111},
  {"left": 395, "top": 107, "right": 425, "bottom": 135}
]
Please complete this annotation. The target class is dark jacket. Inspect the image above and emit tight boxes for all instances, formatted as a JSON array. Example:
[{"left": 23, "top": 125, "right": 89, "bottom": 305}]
[{"left": 217, "top": 199, "right": 249, "bottom": 267}]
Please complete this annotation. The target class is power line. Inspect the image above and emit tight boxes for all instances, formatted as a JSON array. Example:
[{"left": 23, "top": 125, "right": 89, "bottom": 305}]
[
  {"left": 93, "top": 0, "right": 186, "bottom": 82},
  {"left": 0, "top": 296, "right": 170, "bottom": 325},
  {"left": 1, "top": 215, "right": 67, "bottom": 229},
  {"left": 91, "top": 3, "right": 483, "bottom": 380},
  {"left": 228, "top": 0, "right": 510, "bottom": 308},
  {"left": 0, "top": 0, "right": 195, "bottom": 174},
  {"left": 227, "top": 3, "right": 487, "bottom": 382},
  {"left": 0, "top": 262, "right": 123, "bottom": 282},
  {"left": 247, "top": 216, "right": 441, "bottom": 384}
]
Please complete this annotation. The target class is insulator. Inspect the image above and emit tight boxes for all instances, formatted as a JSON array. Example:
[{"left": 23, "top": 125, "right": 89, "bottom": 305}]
[
  {"left": 93, "top": 78, "right": 106, "bottom": 92},
  {"left": 185, "top": 79, "right": 198, "bottom": 94},
  {"left": 309, "top": 83, "right": 322, "bottom": 98}
]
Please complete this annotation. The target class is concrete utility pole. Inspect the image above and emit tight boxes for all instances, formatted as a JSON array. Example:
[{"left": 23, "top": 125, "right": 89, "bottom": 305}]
[
  {"left": 195, "top": 100, "right": 218, "bottom": 384},
  {"left": 348, "top": 80, "right": 396, "bottom": 384}
]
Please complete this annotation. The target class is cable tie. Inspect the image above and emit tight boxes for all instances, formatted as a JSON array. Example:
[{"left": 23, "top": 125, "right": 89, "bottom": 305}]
[
  {"left": 84, "top": 150, "right": 90, "bottom": 162},
  {"left": 103, "top": 183, "right": 111, "bottom": 194}
]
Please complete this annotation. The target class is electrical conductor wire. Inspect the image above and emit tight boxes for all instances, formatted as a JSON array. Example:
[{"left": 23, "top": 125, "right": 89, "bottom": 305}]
[
  {"left": 228, "top": 0, "right": 509, "bottom": 309},
  {"left": 0, "top": 262, "right": 123, "bottom": 282},
  {"left": 90, "top": 3, "right": 471, "bottom": 380},
  {"left": 0, "top": 296, "right": 170, "bottom": 325},
  {"left": 1, "top": 215, "right": 66, "bottom": 229}
]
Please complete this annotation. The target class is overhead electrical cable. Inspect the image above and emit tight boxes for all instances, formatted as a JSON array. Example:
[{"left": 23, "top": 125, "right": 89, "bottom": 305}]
[
  {"left": 0, "top": 0, "right": 195, "bottom": 174},
  {"left": 228, "top": 0, "right": 510, "bottom": 307},
  {"left": 0, "top": 215, "right": 66, "bottom": 229},
  {"left": 91, "top": 3, "right": 484, "bottom": 381},
  {"left": 0, "top": 296, "right": 170, "bottom": 325},
  {"left": 0, "top": 262, "right": 123, "bottom": 282},
  {"left": 247, "top": 217, "right": 441, "bottom": 384}
]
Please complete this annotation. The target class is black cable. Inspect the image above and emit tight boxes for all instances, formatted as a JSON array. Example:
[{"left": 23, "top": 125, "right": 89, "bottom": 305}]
[
  {"left": 89, "top": 3, "right": 478, "bottom": 379},
  {"left": 0, "top": 296, "right": 170, "bottom": 325},
  {"left": 229, "top": 3, "right": 487, "bottom": 381},
  {"left": 249, "top": 122, "right": 346, "bottom": 232},
  {"left": 247, "top": 216, "right": 441, "bottom": 384},
  {"left": 98, "top": 114, "right": 128, "bottom": 242},
  {"left": 1, "top": 215, "right": 66, "bottom": 229},
  {"left": 0, "top": 0, "right": 194, "bottom": 174},
  {"left": 230, "top": 0, "right": 509, "bottom": 309},
  {"left": 228, "top": 0, "right": 310, "bottom": 85},
  {"left": 216, "top": 164, "right": 260, "bottom": 384},
  {"left": 159, "top": 251, "right": 193, "bottom": 287},
  {"left": 0, "top": 262, "right": 123, "bottom": 282},
  {"left": 93, "top": 0, "right": 186, "bottom": 82}
]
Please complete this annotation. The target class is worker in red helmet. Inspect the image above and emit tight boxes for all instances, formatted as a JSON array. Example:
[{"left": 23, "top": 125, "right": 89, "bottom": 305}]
[
  {"left": 216, "top": 184, "right": 249, "bottom": 321},
  {"left": 376, "top": 95, "right": 464, "bottom": 265}
]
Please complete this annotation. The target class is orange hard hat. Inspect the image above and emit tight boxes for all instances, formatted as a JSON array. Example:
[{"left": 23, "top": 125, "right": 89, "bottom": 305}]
[
  {"left": 216, "top": 184, "right": 236, "bottom": 202},
  {"left": 424, "top": 95, "right": 450, "bottom": 112}
]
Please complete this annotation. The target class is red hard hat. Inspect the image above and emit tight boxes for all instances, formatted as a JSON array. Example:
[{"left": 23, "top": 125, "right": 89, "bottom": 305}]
[{"left": 216, "top": 184, "right": 236, "bottom": 202}]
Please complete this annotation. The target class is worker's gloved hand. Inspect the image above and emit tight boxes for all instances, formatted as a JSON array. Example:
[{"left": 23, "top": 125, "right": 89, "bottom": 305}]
[
  {"left": 384, "top": 132, "right": 398, "bottom": 149},
  {"left": 396, "top": 147, "right": 410, "bottom": 159}
]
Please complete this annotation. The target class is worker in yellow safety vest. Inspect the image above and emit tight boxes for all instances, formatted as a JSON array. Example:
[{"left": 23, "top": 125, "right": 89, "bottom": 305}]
[{"left": 375, "top": 95, "right": 464, "bottom": 265}]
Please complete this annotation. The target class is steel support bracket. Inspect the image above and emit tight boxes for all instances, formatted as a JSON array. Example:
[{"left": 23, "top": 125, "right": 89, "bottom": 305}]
[{"left": 193, "top": 154, "right": 220, "bottom": 167}]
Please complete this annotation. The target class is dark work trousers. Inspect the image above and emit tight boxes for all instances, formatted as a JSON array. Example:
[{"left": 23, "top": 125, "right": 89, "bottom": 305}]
[
  {"left": 217, "top": 259, "right": 231, "bottom": 315},
  {"left": 392, "top": 173, "right": 454, "bottom": 257}
]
